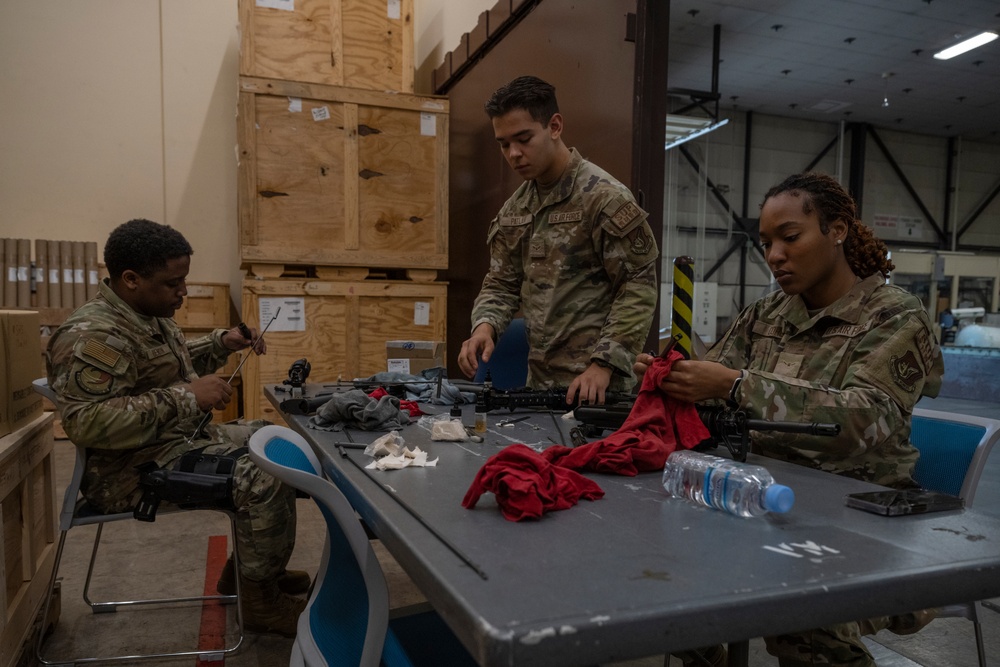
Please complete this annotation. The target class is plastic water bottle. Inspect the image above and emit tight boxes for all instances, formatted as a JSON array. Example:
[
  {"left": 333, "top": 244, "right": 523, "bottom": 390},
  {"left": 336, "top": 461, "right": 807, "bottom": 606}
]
[{"left": 662, "top": 450, "right": 794, "bottom": 517}]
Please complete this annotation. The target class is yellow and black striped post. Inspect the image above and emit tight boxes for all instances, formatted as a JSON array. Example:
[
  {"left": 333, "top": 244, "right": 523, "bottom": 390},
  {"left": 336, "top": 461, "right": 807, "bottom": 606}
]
[{"left": 671, "top": 256, "right": 695, "bottom": 359}]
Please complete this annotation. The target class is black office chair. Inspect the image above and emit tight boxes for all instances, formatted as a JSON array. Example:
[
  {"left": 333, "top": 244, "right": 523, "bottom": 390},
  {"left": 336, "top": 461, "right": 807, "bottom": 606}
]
[
  {"left": 33, "top": 378, "right": 245, "bottom": 665},
  {"left": 473, "top": 317, "right": 528, "bottom": 389}
]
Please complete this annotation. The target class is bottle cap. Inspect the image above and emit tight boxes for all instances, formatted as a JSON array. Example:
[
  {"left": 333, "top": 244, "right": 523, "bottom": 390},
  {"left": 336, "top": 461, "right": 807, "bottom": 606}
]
[
  {"left": 764, "top": 484, "right": 795, "bottom": 513},
  {"left": 450, "top": 406, "right": 462, "bottom": 418}
]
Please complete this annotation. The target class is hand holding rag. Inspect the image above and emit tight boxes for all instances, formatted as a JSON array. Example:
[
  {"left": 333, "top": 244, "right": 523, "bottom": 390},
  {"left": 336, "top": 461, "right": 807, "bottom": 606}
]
[{"left": 542, "top": 352, "right": 710, "bottom": 475}]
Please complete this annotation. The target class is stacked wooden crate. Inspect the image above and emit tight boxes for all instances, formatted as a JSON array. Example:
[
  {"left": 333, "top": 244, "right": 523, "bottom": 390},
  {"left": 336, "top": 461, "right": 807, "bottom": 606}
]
[
  {"left": 237, "top": 0, "right": 448, "bottom": 420},
  {"left": 171, "top": 283, "right": 242, "bottom": 423}
]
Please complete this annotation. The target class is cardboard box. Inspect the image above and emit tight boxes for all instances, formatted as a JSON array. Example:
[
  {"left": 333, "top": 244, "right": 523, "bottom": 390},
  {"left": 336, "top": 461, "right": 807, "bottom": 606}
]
[
  {"left": 0, "top": 311, "right": 43, "bottom": 436},
  {"left": 386, "top": 340, "right": 445, "bottom": 375}
]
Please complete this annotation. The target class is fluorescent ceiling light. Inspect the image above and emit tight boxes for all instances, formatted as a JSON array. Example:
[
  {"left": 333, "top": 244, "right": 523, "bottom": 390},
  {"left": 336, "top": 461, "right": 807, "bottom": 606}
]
[
  {"left": 933, "top": 31, "right": 998, "bottom": 60},
  {"left": 664, "top": 116, "right": 729, "bottom": 150}
]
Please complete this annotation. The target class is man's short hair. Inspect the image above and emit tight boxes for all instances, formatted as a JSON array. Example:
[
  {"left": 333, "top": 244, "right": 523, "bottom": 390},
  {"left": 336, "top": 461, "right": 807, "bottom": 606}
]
[
  {"left": 484, "top": 75, "right": 559, "bottom": 125},
  {"left": 104, "top": 219, "right": 193, "bottom": 280}
]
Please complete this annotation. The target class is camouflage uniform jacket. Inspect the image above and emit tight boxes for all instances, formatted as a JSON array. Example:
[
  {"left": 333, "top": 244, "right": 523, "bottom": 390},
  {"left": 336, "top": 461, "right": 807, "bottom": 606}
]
[
  {"left": 471, "top": 148, "right": 659, "bottom": 391},
  {"left": 706, "top": 273, "right": 943, "bottom": 487},
  {"left": 46, "top": 279, "right": 235, "bottom": 510}
]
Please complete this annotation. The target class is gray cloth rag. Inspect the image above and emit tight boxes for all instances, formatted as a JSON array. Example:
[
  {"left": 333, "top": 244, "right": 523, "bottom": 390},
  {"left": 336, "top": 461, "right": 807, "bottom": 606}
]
[
  {"left": 308, "top": 389, "right": 406, "bottom": 432},
  {"left": 362, "top": 368, "right": 476, "bottom": 405}
]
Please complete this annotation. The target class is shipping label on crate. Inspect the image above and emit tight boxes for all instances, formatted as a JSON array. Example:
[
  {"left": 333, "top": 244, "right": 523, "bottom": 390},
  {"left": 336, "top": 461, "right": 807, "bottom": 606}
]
[
  {"left": 259, "top": 297, "right": 306, "bottom": 331},
  {"left": 256, "top": 0, "right": 294, "bottom": 10}
]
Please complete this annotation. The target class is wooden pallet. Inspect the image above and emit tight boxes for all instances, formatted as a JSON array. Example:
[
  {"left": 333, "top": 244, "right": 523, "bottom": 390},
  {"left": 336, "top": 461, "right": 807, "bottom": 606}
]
[{"left": 243, "top": 263, "right": 439, "bottom": 282}]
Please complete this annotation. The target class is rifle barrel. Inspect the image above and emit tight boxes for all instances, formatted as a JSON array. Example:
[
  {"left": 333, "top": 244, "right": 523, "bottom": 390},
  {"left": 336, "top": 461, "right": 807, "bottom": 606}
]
[{"left": 743, "top": 419, "right": 840, "bottom": 436}]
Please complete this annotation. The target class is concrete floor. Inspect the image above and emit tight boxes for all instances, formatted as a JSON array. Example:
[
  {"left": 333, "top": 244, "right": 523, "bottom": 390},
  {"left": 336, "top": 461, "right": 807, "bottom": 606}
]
[{"left": 26, "top": 396, "right": 1000, "bottom": 666}]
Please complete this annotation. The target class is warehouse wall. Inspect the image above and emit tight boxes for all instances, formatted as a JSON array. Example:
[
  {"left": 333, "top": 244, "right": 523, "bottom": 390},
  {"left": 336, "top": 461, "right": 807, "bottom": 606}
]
[
  {"left": 663, "top": 110, "right": 1000, "bottom": 331},
  {"left": 2, "top": 0, "right": 997, "bottom": 330},
  {"left": 0, "top": 1, "right": 240, "bottom": 288},
  {"left": 0, "top": 0, "right": 490, "bottom": 304}
]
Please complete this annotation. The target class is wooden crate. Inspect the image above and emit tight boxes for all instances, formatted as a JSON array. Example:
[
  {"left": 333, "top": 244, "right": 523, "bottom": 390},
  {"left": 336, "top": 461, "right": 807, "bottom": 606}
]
[
  {"left": 181, "top": 328, "right": 242, "bottom": 424},
  {"left": 241, "top": 277, "right": 446, "bottom": 421},
  {"left": 238, "top": 77, "right": 449, "bottom": 273},
  {"left": 173, "top": 282, "right": 232, "bottom": 330},
  {"left": 0, "top": 413, "right": 57, "bottom": 667},
  {"left": 239, "top": 0, "right": 414, "bottom": 93}
]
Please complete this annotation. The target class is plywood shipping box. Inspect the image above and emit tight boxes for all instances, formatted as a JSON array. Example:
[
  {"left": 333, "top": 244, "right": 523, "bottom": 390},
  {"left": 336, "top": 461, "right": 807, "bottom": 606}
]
[
  {"left": 173, "top": 283, "right": 241, "bottom": 423},
  {"left": 239, "top": 0, "right": 414, "bottom": 93},
  {"left": 0, "top": 311, "right": 44, "bottom": 439},
  {"left": 0, "top": 414, "right": 57, "bottom": 667},
  {"left": 241, "top": 277, "right": 446, "bottom": 421},
  {"left": 238, "top": 77, "right": 448, "bottom": 275}
]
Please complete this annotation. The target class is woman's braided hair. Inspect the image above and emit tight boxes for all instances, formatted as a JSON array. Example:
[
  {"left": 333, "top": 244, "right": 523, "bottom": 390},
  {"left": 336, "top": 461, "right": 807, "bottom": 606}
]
[{"left": 762, "top": 172, "right": 894, "bottom": 278}]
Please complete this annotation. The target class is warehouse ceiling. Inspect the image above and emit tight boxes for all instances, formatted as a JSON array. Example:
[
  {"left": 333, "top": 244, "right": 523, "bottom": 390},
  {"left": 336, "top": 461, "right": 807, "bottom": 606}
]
[{"left": 667, "top": 0, "right": 1000, "bottom": 142}]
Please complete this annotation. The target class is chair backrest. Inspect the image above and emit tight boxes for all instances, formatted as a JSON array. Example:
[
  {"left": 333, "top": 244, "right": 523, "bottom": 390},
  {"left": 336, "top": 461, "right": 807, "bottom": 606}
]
[
  {"left": 473, "top": 317, "right": 528, "bottom": 389},
  {"left": 248, "top": 425, "right": 397, "bottom": 667},
  {"left": 34, "top": 377, "right": 90, "bottom": 531},
  {"left": 910, "top": 407, "right": 1000, "bottom": 506}
]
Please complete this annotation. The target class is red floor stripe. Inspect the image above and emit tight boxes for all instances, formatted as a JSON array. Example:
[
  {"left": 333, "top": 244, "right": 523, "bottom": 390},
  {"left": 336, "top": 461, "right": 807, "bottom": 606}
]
[{"left": 196, "top": 534, "right": 229, "bottom": 665}]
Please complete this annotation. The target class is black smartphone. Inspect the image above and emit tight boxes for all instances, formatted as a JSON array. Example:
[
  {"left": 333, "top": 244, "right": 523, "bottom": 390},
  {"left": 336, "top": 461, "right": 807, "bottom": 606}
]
[{"left": 845, "top": 489, "right": 964, "bottom": 516}]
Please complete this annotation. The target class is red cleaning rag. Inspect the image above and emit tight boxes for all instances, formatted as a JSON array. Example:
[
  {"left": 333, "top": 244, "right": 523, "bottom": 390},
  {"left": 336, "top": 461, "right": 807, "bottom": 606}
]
[
  {"left": 461, "top": 444, "right": 604, "bottom": 521},
  {"left": 368, "top": 387, "right": 424, "bottom": 419},
  {"left": 541, "top": 352, "right": 710, "bottom": 475}
]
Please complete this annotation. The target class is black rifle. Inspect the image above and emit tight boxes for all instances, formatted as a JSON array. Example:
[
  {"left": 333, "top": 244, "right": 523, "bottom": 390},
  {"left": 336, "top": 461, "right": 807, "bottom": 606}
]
[
  {"left": 472, "top": 383, "right": 635, "bottom": 413},
  {"left": 573, "top": 403, "right": 840, "bottom": 462}
]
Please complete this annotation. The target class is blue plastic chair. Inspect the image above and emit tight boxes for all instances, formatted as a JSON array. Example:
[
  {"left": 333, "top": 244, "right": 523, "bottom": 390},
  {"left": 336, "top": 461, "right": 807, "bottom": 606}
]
[
  {"left": 909, "top": 407, "right": 1000, "bottom": 667},
  {"left": 247, "top": 425, "right": 476, "bottom": 667},
  {"left": 473, "top": 317, "right": 529, "bottom": 389}
]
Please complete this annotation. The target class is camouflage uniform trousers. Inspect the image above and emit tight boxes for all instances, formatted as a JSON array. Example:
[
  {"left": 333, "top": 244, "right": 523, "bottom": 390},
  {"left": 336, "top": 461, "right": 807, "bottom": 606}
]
[
  {"left": 764, "top": 609, "right": 938, "bottom": 666},
  {"left": 164, "top": 420, "right": 297, "bottom": 584}
]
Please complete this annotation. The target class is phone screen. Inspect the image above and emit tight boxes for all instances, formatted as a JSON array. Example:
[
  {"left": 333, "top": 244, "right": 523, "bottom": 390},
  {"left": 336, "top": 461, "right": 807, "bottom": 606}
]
[{"left": 845, "top": 489, "right": 964, "bottom": 516}]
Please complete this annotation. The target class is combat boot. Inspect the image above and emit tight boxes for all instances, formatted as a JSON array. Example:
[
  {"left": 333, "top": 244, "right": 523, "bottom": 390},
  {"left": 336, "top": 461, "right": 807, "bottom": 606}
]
[
  {"left": 216, "top": 556, "right": 311, "bottom": 596},
  {"left": 240, "top": 577, "right": 307, "bottom": 637}
]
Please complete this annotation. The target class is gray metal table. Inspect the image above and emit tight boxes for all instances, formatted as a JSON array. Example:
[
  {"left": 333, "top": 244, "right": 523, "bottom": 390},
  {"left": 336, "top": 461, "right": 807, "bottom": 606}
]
[{"left": 266, "top": 385, "right": 1000, "bottom": 667}]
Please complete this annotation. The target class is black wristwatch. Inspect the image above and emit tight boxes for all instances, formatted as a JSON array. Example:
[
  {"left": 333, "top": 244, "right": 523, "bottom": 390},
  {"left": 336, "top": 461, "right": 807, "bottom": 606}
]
[{"left": 593, "top": 358, "right": 615, "bottom": 372}]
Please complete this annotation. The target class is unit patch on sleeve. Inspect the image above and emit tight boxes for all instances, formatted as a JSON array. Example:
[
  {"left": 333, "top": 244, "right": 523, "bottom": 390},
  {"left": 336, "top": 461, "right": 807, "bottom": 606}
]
[
  {"left": 75, "top": 367, "right": 115, "bottom": 395},
  {"left": 610, "top": 201, "right": 643, "bottom": 230},
  {"left": 889, "top": 350, "right": 924, "bottom": 393},
  {"left": 627, "top": 226, "right": 654, "bottom": 255}
]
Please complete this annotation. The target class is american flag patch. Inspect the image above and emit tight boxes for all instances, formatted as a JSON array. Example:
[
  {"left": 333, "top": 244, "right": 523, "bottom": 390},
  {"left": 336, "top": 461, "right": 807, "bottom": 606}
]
[{"left": 82, "top": 339, "right": 122, "bottom": 368}]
